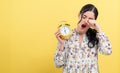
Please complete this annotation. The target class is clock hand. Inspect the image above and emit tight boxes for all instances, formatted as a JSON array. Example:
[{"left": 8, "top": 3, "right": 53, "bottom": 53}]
[
  {"left": 64, "top": 30, "right": 66, "bottom": 34},
  {"left": 65, "top": 27, "right": 67, "bottom": 34},
  {"left": 63, "top": 27, "right": 66, "bottom": 34}
]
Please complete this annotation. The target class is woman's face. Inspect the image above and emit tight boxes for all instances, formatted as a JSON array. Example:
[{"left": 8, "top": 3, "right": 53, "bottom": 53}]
[{"left": 77, "top": 11, "right": 95, "bottom": 34}]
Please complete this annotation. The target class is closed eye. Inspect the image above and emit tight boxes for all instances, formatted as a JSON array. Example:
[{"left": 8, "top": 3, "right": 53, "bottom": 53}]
[
  {"left": 89, "top": 18, "right": 94, "bottom": 20},
  {"left": 82, "top": 15, "right": 86, "bottom": 19}
]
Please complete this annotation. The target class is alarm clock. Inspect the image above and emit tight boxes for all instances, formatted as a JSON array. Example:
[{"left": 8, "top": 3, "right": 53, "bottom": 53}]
[{"left": 58, "top": 21, "right": 72, "bottom": 39}]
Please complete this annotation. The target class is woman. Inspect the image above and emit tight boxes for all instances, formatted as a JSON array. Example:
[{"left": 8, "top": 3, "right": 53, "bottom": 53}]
[{"left": 54, "top": 4, "right": 112, "bottom": 73}]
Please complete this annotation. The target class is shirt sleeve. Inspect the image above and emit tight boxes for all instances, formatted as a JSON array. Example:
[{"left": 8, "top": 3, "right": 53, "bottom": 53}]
[
  {"left": 97, "top": 32, "right": 112, "bottom": 55},
  {"left": 54, "top": 43, "right": 66, "bottom": 68}
]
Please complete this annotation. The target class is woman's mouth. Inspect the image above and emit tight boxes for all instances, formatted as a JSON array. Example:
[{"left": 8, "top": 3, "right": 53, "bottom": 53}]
[{"left": 81, "top": 24, "right": 87, "bottom": 28}]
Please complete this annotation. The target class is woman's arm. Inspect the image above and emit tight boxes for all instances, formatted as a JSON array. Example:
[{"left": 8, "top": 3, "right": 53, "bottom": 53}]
[
  {"left": 54, "top": 43, "right": 65, "bottom": 68},
  {"left": 54, "top": 29, "right": 66, "bottom": 68},
  {"left": 88, "top": 19, "right": 112, "bottom": 55},
  {"left": 97, "top": 32, "right": 112, "bottom": 55}
]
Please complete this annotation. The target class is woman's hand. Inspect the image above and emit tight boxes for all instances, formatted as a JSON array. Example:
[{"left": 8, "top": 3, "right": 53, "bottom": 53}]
[
  {"left": 55, "top": 29, "right": 65, "bottom": 51},
  {"left": 88, "top": 19, "right": 102, "bottom": 32}
]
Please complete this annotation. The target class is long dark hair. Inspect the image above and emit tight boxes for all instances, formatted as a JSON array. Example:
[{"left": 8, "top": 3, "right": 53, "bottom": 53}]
[{"left": 79, "top": 4, "right": 99, "bottom": 48}]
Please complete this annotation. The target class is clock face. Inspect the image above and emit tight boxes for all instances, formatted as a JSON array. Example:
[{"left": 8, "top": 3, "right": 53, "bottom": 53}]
[{"left": 60, "top": 26, "right": 70, "bottom": 36}]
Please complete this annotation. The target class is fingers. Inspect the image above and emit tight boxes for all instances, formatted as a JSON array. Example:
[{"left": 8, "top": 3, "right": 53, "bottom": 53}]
[
  {"left": 88, "top": 19, "right": 97, "bottom": 28},
  {"left": 54, "top": 29, "right": 65, "bottom": 44},
  {"left": 56, "top": 33, "right": 61, "bottom": 38},
  {"left": 54, "top": 29, "right": 61, "bottom": 39},
  {"left": 88, "top": 19, "right": 102, "bottom": 32}
]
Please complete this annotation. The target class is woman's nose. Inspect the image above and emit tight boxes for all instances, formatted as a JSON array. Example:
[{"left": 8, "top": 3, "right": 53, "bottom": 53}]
[{"left": 84, "top": 19, "right": 89, "bottom": 23}]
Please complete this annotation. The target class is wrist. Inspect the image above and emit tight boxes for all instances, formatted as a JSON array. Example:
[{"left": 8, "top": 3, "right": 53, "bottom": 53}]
[
  {"left": 59, "top": 43, "right": 65, "bottom": 51},
  {"left": 95, "top": 26, "right": 102, "bottom": 32},
  {"left": 97, "top": 28, "right": 102, "bottom": 33}
]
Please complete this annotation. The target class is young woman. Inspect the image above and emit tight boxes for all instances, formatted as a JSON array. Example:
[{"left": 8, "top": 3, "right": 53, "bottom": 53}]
[{"left": 54, "top": 4, "right": 112, "bottom": 73}]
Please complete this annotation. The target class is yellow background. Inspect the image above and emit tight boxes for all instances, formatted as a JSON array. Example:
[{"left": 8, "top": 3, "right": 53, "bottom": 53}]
[{"left": 0, "top": 0, "right": 120, "bottom": 73}]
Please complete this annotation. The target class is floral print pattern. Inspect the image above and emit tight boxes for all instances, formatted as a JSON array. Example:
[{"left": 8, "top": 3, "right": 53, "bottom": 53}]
[{"left": 54, "top": 29, "right": 112, "bottom": 73}]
